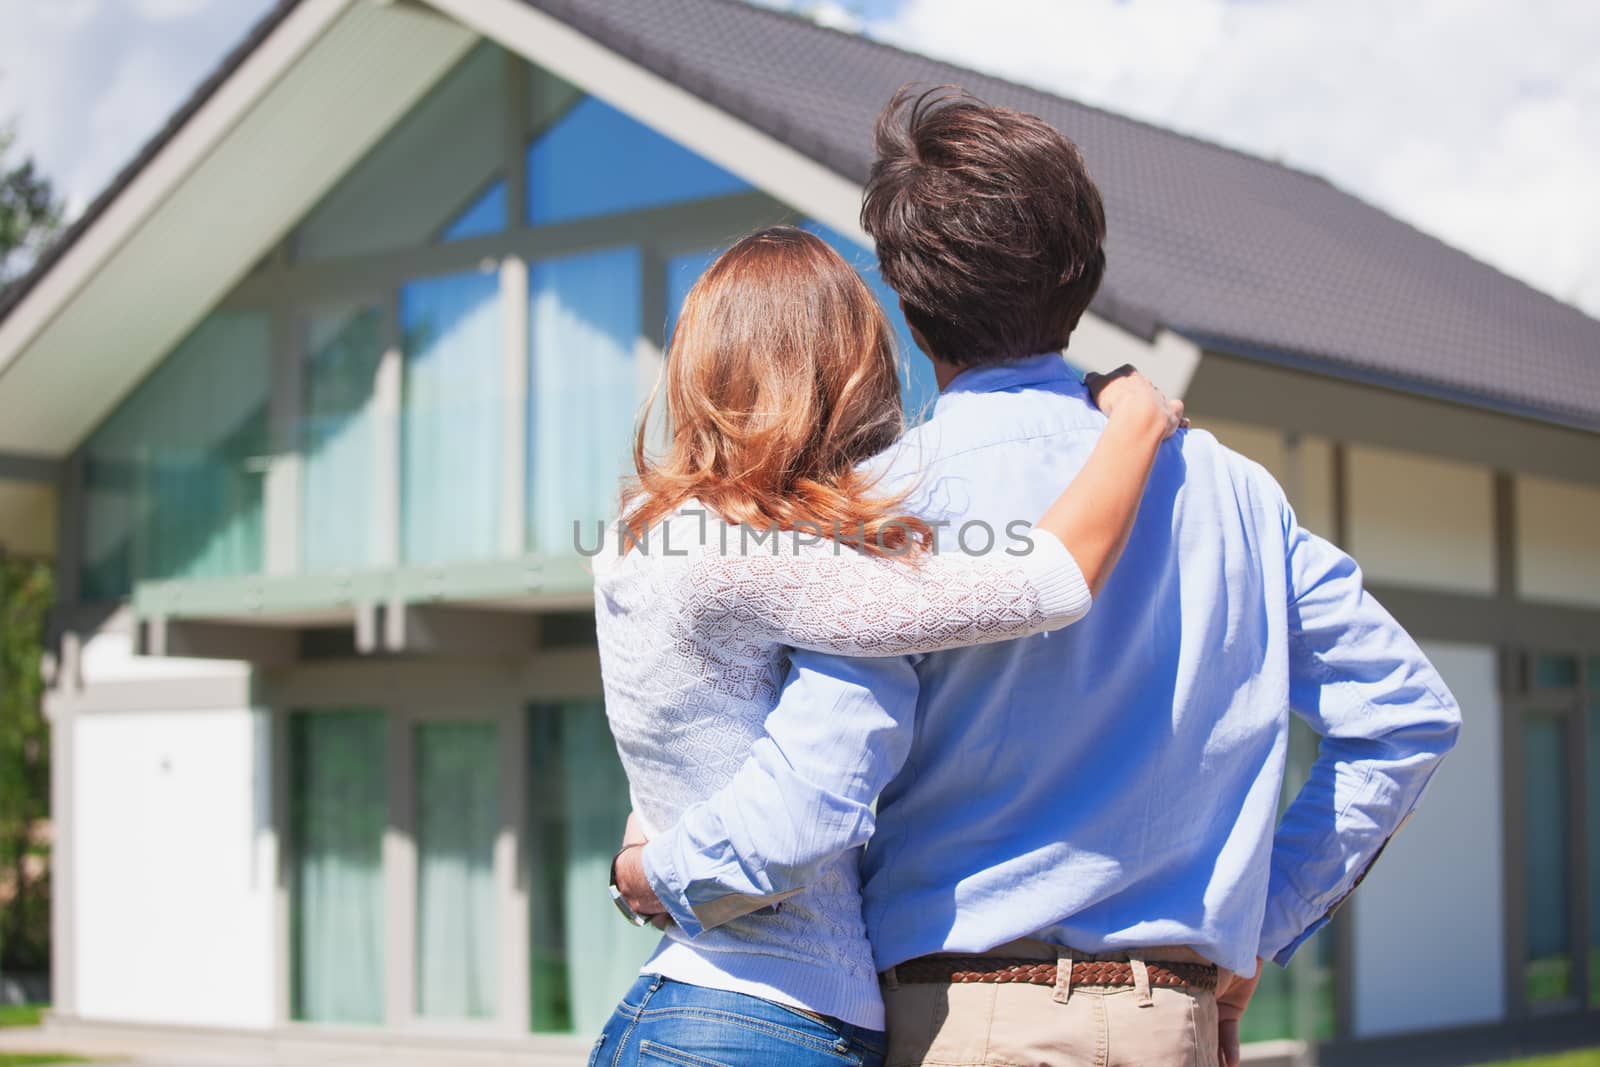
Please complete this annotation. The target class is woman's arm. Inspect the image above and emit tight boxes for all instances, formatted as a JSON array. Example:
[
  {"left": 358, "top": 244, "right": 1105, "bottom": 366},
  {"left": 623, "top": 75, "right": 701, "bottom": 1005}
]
[
  {"left": 686, "top": 368, "right": 1180, "bottom": 658},
  {"left": 1043, "top": 365, "right": 1183, "bottom": 594}
]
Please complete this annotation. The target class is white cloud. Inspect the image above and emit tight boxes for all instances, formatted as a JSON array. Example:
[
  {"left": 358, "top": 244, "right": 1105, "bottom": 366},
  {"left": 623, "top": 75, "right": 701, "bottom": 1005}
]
[
  {"left": 132, "top": 0, "right": 216, "bottom": 20},
  {"left": 0, "top": 0, "right": 272, "bottom": 213},
  {"left": 864, "top": 0, "right": 1600, "bottom": 317}
]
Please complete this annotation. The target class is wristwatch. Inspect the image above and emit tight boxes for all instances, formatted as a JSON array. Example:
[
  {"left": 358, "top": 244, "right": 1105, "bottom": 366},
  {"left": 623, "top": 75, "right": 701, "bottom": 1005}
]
[{"left": 609, "top": 845, "right": 652, "bottom": 927}]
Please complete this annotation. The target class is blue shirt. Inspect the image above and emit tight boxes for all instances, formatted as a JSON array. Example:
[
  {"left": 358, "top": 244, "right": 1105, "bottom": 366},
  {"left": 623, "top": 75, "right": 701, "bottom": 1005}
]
[{"left": 642, "top": 352, "right": 1461, "bottom": 976}]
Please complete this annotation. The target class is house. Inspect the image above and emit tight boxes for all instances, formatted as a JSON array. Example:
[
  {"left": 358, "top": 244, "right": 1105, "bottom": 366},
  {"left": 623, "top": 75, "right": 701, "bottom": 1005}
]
[{"left": 0, "top": 0, "right": 1597, "bottom": 1063}]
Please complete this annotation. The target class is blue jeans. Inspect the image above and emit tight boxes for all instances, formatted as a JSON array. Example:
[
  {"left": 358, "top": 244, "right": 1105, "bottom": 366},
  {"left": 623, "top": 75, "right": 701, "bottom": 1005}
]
[{"left": 589, "top": 975, "right": 887, "bottom": 1067}]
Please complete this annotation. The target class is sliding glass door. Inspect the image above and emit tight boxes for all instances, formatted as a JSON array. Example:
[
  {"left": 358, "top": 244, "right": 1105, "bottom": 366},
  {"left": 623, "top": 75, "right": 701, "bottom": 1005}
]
[
  {"left": 528, "top": 702, "right": 658, "bottom": 1036},
  {"left": 289, "top": 710, "right": 387, "bottom": 1024},
  {"left": 414, "top": 720, "right": 501, "bottom": 1021}
]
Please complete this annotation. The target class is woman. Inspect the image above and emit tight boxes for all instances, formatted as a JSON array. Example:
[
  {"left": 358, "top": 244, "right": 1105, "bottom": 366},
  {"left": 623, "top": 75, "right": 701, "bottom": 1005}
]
[{"left": 589, "top": 228, "right": 1181, "bottom": 1066}]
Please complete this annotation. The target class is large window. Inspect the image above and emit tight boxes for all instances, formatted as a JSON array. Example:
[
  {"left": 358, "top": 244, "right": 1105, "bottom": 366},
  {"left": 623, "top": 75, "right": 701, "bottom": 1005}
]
[
  {"left": 289, "top": 710, "right": 387, "bottom": 1024},
  {"left": 525, "top": 95, "right": 749, "bottom": 225},
  {"left": 401, "top": 269, "right": 504, "bottom": 564},
  {"left": 81, "top": 311, "right": 270, "bottom": 600},
  {"left": 527, "top": 248, "right": 642, "bottom": 553},
  {"left": 1514, "top": 651, "right": 1600, "bottom": 1011},
  {"left": 527, "top": 702, "right": 657, "bottom": 1036},
  {"left": 80, "top": 44, "right": 944, "bottom": 598}
]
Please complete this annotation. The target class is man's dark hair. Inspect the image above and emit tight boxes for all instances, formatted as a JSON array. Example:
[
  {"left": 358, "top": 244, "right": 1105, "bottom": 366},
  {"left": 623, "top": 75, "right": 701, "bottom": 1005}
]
[{"left": 861, "top": 86, "right": 1106, "bottom": 368}]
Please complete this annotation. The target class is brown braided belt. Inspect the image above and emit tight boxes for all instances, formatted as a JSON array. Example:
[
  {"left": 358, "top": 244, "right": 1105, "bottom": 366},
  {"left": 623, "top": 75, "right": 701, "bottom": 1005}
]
[{"left": 893, "top": 956, "right": 1218, "bottom": 992}]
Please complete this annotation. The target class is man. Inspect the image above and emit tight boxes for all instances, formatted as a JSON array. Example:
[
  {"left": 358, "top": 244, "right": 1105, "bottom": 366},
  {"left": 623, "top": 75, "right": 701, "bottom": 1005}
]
[{"left": 615, "top": 87, "right": 1460, "bottom": 1066}]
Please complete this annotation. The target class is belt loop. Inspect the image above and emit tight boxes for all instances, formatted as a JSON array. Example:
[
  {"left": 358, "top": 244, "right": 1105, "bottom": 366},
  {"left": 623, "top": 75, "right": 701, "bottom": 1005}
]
[
  {"left": 1130, "top": 957, "right": 1153, "bottom": 1008},
  {"left": 882, "top": 965, "right": 900, "bottom": 992},
  {"left": 1053, "top": 946, "right": 1073, "bottom": 1005}
]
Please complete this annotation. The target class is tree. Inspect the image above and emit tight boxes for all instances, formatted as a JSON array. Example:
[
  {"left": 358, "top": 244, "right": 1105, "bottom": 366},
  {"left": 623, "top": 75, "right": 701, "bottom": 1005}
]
[
  {"left": 0, "top": 552, "right": 52, "bottom": 975},
  {"left": 0, "top": 122, "right": 59, "bottom": 980},
  {"left": 0, "top": 125, "right": 62, "bottom": 291}
]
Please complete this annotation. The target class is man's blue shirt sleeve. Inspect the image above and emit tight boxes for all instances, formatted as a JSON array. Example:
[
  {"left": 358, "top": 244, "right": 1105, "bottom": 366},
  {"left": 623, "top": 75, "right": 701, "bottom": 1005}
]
[
  {"left": 642, "top": 651, "right": 919, "bottom": 937},
  {"left": 1260, "top": 500, "right": 1463, "bottom": 965}
]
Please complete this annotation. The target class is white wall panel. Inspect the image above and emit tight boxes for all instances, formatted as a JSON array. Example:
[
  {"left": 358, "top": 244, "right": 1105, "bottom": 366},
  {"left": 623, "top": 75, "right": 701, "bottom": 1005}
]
[
  {"left": 1347, "top": 445, "right": 1495, "bottom": 594},
  {"left": 1195, "top": 417, "right": 1336, "bottom": 540},
  {"left": 1517, "top": 474, "right": 1600, "bottom": 607},
  {"left": 1350, "top": 642, "right": 1504, "bottom": 1036},
  {"left": 73, "top": 708, "right": 275, "bottom": 1027}
]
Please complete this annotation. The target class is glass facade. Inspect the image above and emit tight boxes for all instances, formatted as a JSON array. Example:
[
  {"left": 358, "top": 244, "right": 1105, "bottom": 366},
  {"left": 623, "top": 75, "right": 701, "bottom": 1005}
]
[
  {"left": 81, "top": 310, "right": 270, "bottom": 600},
  {"left": 81, "top": 46, "right": 945, "bottom": 590},
  {"left": 289, "top": 710, "right": 386, "bottom": 1024}
]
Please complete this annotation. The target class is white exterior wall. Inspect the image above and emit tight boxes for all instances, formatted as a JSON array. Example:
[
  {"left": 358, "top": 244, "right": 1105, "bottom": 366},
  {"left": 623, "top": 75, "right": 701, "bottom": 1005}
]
[
  {"left": 72, "top": 698, "right": 275, "bottom": 1027},
  {"left": 1517, "top": 474, "right": 1600, "bottom": 608},
  {"left": 1195, "top": 417, "right": 1336, "bottom": 540},
  {"left": 1350, "top": 642, "right": 1505, "bottom": 1036},
  {"left": 1347, "top": 445, "right": 1496, "bottom": 594}
]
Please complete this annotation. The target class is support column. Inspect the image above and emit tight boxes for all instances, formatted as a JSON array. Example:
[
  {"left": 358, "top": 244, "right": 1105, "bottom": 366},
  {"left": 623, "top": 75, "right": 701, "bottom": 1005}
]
[
  {"left": 265, "top": 305, "right": 303, "bottom": 576},
  {"left": 500, "top": 255, "right": 529, "bottom": 557},
  {"left": 373, "top": 296, "right": 404, "bottom": 569},
  {"left": 497, "top": 705, "right": 530, "bottom": 1034},
  {"left": 45, "top": 632, "right": 81, "bottom": 1019},
  {"left": 383, "top": 710, "right": 416, "bottom": 1028}
]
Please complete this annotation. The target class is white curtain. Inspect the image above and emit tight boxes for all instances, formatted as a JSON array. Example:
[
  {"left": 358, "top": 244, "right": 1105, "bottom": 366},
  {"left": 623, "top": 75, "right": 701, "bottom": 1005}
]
[
  {"left": 291, "top": 710, "right": 386, "bottom": 1024},
  {"left": 301, "top": 306, "right": 383, "bottom": 573},
  {"left": 415, "top": 721, "right": 500, "bottom": 1020},
  {"left": 401, "top": 269, "right": 503, "bottom": 564},
  {"left": 527, "top": 248, "right": 641, "bottom": 553}
]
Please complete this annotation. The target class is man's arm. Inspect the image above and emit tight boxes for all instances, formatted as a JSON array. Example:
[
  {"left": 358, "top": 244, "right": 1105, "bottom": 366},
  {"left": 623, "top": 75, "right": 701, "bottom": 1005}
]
[
  {"left": 1258, "top": 502, "right": 1463, "bottom": 965},
  {"left": 620, "top": 650, "right": 920, "bottom": 937}
]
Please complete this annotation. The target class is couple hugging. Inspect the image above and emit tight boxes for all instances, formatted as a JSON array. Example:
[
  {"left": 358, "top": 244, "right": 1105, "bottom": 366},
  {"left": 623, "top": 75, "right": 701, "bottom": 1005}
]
[{"left": 586, "top": 86, "right": 1460, "bottom": 1067}]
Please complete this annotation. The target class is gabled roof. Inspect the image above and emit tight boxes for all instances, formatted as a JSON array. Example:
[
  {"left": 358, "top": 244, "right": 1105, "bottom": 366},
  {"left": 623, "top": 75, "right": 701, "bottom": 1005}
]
[{"left": 4, "top": 0, "right": 1597, "bottom": 434}]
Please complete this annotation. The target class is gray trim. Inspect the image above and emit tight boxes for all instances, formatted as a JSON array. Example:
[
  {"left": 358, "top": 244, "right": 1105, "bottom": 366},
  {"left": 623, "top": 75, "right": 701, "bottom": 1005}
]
[
  {"left": 47, "top": 668, "right": 76, "bottom": 1016},
  {"left": 265, "top": 304, "right": 302, "bottom": 576},
  {"left": 1186, "top": 354, "right": 1600, "bottom": 489},
  {"left": 498, "top": 254, "right": 531, "bottom": 557},
  {"left": 0, "top": 451, "right": 59, "bottom": 484},
  {"left": 1501, "top": 655, "right": 1528, "bottom": 1021},
  {"left": 140, "top": 616, "right": 298, "bottom": 665},
  {"left": 497, "top": 703, "right": 531, "bottom": 1034},
  {"left": 224, "top": 190, "right": 789, "bottom": 309},
  {"left": 382, "top": 602, "right": 539, "bottom": 657},
  {"left": 1317, "top": 1005, "right": 1600, "bottom": 1067},
  {"left": 383, "top": 707, "right": 415, "bottom": 1028},
  {"left": 59, "top": 672, "right": 257, "bottom": 716},
  {"left": 373, "top": 293, "right": 402, "bottom": 569},
  {"left": 1366, "top": 584, "right": 1600, "bottom": 649},
  {"left": 1494, "top": 472, "right": 1516, "bottom": 603},
  {"left": 52, "top": 452, "right": 83, "bottom": 611},
  {"left": 270, "top": 706, "right": 291, "bottom": 1026}
]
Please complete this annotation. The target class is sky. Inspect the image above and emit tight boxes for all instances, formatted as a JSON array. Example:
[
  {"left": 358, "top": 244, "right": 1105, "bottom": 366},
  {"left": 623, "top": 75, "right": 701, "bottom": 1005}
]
[{"left": 1, "top": 0, "right": 1596, "bottom": 316}]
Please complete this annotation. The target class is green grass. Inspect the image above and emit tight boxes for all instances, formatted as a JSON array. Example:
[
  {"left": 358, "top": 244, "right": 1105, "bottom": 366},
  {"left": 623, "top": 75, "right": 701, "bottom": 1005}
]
[
  {"left": 0, "top": 1005, "right": 44, "bottom": 1029},
  {"left": 0, "top": 1056, "right": 89, "bottom": 1067},
  {"left": 1475, "top": 1051, "right": 1600, "bottom": 1067}
]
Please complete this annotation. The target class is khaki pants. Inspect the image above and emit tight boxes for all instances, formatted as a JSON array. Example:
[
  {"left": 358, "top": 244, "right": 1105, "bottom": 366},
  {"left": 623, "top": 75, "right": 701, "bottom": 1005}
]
[{"left": 881, "top": 940, "right": 1225, "bottom": 1067}]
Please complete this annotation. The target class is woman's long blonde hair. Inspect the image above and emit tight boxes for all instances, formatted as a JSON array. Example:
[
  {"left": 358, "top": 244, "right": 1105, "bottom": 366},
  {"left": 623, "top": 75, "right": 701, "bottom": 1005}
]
[{"left": 622, "top": 226, "right": 930, "bottom": 556}]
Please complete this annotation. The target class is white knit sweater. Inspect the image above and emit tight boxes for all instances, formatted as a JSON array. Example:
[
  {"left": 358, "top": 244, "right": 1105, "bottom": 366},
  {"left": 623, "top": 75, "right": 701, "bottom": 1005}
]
[{"left": 591, "top": 503, "right": 1093, "bottom": 1029}]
